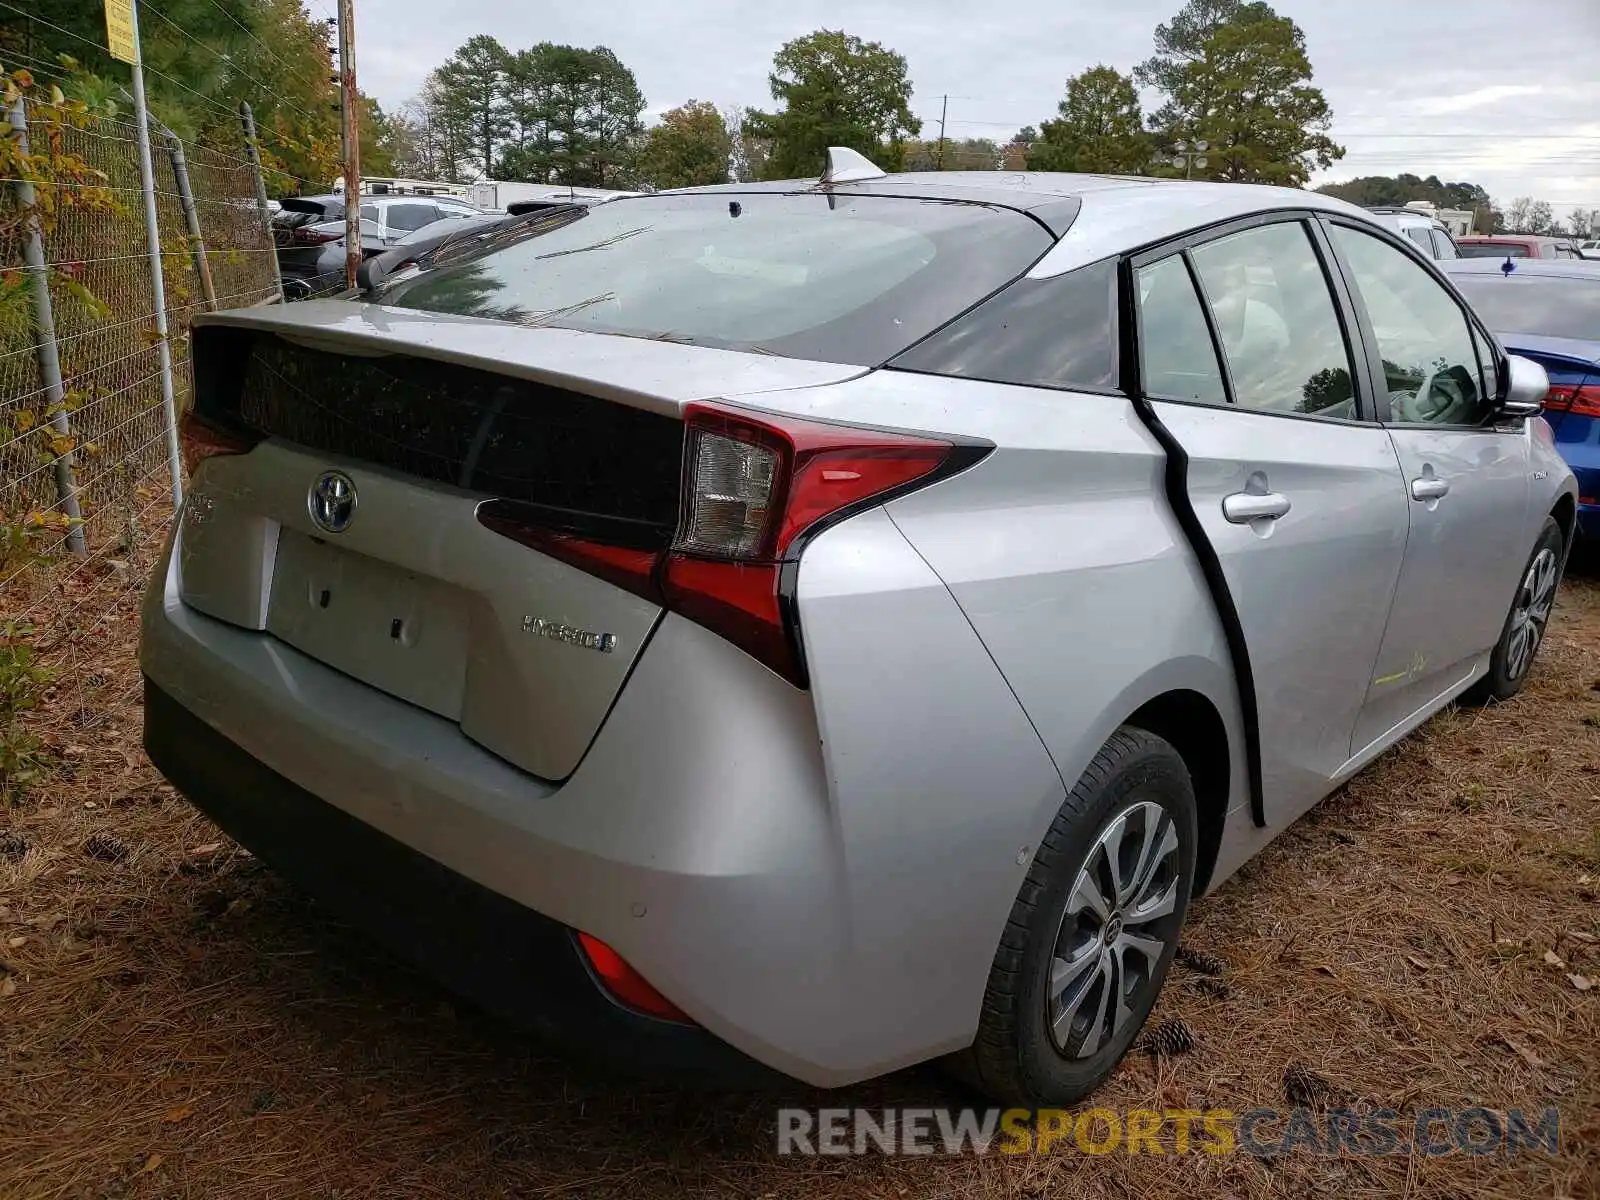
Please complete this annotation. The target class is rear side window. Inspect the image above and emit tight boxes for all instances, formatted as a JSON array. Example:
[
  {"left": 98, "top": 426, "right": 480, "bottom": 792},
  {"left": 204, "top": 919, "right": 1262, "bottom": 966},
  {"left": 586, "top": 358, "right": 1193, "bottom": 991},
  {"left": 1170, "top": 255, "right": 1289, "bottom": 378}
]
[
  {"left": 1189, "top": 221, "right": 1356, "bottom": 418},
  {"left": 1430, "top": 229, "right": 1458, "bottom": 259},
  {"left": 385, "top": 203, "right": 441, "bottom": 232},
  {"left": 1406, "top": 227, "right": 1433, "bottom": 253},
  {"left": 1135, "top": 255, "right": 1226, "bottom": 404},
  {"left": 889, "top": 258, "right": 1118, "bottom": 391}
]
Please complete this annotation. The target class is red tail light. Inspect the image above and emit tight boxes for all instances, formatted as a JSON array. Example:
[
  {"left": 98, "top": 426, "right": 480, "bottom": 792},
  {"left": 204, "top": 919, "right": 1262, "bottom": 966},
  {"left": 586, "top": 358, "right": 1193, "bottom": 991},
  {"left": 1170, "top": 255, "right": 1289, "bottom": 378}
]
[
  {"left": 1544, "top": 383, "right": 1600, "bottom": 419},
  {"left": 180, "top": 411, "right": 258, "bottom": 476},
  {"left": 477, "top": 402, "right": 980, "bottom": 686},
  {"left": 576, "top": 931, "right": 692, "bottom": 1023}
]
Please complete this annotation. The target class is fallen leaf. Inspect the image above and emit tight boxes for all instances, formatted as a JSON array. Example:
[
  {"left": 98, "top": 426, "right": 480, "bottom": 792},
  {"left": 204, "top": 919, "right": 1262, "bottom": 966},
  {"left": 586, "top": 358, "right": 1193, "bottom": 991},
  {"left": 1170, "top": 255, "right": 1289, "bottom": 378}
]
[
  {"left": 6, "top": 936, "right": 25, "bottom": 949},
  {"left": 1315, "top": 965, "right": 1336, "bottom": 976},
  {"left": 1568, "top": 931, "right": 1597, "bottom": 944},
  {"left": 26, "top": 913, "right": 62, "bottom": 929},
  {"left": 187, "top": 843, "right": 221, "bottom": 856},
  {"left": 162, "top": 1104, "right": 195, "bottom": 1124},
  {"left": 1544, "top": 949, "right": 1567, "bottom": 969},
  {"left": 1407, "top": 955, "right": 1433, "bottom": 971},
  {"left": 1501, "top": 1036, "right": 1545, "bottom": 1068},
  {"left": 137, "top": 1153, "right": 163, "bottom": 1175},
  {"left": 1570, "top": 975, "right": 1595, "bottom": 992},
  {"left": 0, "top": 977, "right": 15, "bottom": 997}
]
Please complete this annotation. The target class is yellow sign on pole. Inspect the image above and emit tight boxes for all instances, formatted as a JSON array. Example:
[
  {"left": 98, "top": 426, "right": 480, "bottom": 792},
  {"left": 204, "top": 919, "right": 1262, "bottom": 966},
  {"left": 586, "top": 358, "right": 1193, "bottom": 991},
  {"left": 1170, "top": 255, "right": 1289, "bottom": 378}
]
[{"left": 104, "top": 0, "right": 138, "bottom": 64}]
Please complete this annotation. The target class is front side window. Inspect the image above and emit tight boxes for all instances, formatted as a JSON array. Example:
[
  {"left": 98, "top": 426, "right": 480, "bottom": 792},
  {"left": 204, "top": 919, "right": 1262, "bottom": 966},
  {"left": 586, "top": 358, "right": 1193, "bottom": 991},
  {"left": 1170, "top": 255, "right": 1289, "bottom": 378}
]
[
  {"left": 1330, "top": 224, "right": 1490, "bottom": 426},
  {"left": 1189, "top": 221, "right": 1357, "bottom": 418},
  {"left": 1406, "top": 227, "right": 1433, "bottom": 253},
  {"left": 1135, "top": 255, "right": 1225, "bottom": 404}
]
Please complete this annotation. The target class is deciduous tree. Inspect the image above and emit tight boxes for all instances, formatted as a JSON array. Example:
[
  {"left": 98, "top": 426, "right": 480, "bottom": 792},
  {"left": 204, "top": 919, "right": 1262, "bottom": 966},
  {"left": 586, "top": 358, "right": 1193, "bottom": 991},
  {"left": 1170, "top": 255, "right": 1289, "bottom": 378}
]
[
  {"left": 639, "top": 101, "right": 731, "bottom": 190},
  {"left": 1139, "top": 0, "right": 1343, "bottom": 186},
  {"left": 1027, "top": 66, "right": 1148, "bottom": 174},
  {"left": 744, "top": 30, "right": 920, "bottom": 179}
]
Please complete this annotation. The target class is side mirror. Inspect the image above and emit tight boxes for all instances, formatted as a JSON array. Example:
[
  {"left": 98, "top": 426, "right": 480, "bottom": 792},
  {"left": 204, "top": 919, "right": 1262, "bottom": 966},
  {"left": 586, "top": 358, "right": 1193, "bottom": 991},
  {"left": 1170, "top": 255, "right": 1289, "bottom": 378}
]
[{"left": 1496, "top": 354, "right": 1548, "bottom": 419}]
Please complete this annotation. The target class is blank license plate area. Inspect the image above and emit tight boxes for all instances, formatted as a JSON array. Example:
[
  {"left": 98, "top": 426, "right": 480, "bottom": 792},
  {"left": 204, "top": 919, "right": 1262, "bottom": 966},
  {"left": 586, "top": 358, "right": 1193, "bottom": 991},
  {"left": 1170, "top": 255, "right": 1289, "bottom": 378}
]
[{"left": 266, "top": 531, "right": 470, "bottom": 721}]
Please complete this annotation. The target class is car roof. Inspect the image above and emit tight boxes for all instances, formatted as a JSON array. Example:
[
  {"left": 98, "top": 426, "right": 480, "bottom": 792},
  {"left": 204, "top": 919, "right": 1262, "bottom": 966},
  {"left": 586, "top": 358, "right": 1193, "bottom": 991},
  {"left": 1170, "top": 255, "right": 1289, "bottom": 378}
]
[
  {"left": 660, "top": 171, "right": 1377, "bottom": 275},
  {"left": 1442, "top": 257, "right": 1600, "bottom": 279}
]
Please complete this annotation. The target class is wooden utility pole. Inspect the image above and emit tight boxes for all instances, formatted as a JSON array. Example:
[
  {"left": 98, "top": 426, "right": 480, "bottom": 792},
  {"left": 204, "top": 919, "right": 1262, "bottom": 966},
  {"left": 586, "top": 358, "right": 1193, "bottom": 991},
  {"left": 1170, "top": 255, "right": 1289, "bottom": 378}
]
[
  {"left": 336, "top": 0, "right": 360, "bottom": 289},
  {"left": 934, "top": 95, "right": 948, "bottom": 170}
]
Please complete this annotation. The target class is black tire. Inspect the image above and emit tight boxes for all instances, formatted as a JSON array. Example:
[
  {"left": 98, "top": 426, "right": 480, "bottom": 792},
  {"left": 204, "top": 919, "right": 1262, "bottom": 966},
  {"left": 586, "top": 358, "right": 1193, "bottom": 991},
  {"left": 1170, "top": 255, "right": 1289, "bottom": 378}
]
[
  {"left": 952, "top": 726, "right": 1197, "bottom": 1106},
  {"left": 1461, "top": 517, "right": 1565, "bottom": 705}
]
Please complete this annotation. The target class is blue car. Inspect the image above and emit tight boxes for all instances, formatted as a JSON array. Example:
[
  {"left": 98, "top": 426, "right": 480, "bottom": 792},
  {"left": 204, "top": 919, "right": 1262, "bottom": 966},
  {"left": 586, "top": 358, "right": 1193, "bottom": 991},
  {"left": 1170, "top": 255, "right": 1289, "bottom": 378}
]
[{"left": 1445, "top": 257, "right": 1600, "bottom": 538}]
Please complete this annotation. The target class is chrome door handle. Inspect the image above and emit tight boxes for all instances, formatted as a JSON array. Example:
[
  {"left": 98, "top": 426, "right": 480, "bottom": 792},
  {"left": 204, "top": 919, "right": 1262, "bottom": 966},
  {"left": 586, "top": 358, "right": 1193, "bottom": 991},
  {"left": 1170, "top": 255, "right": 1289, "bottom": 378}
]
[
  {"left": 1222, "top": 491, "right": 1292, "bottom": 523},
  {"left": 1411, "top": 477, "right": 1450, "bottom": 502}
]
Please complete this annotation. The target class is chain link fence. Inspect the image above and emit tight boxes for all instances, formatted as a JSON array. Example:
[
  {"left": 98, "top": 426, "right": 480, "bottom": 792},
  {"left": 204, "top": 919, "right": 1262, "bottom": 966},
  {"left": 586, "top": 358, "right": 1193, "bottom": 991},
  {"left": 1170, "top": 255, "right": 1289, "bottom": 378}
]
[{"left": 1, "top": 97, "right": 279, "bottom": 801}]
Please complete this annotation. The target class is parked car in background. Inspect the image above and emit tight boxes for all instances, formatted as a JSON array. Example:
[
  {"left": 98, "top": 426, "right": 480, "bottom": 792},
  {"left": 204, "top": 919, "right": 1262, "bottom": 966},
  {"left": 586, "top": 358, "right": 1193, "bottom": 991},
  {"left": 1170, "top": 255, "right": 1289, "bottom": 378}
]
[
  {"left": 272, "top": 194, "right": 486, "bottom": 298},
  {"left": 1457, "top": 235, "right": 1585, "bottom": 260},
  {"left": 1445, "top": 257, "right": 1600, "bottom": 537},
  {"left": 1364, "top": 206, "right": 1461, "bottom": 259},
  {"left": 355, "top": 205, "right": 591, "bottom": 290},
  {"left": 1578, "top": 240, "right": 1600, "bottom": 261},
  {"left": 149, "top": 158, "right": 1573, "bottom": 1108}
]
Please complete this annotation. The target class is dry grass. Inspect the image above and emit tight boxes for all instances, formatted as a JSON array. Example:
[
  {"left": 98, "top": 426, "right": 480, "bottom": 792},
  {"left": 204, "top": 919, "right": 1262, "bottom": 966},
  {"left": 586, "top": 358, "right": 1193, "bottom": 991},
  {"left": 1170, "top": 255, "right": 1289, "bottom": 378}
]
[{"left": 2, "top": 575, "right": 1599, "bottom": 1200}]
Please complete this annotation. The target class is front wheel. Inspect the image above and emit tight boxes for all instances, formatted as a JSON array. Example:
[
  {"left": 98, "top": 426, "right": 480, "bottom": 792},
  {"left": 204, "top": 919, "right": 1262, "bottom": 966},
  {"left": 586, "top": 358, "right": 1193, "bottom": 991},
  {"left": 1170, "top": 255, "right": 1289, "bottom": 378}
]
[
  {"left": 1462, "top": 516, "right": 1564, "bottom": 705},
  {"left": 954, "top": 727, "right": 1197, "bottom": 1106}
]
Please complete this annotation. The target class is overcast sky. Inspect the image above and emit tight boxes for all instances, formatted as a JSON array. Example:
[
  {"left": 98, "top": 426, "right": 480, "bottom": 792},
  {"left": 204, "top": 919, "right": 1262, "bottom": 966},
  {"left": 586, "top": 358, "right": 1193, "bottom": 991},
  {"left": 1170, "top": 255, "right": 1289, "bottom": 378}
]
[{"left": 350, "top": 0, "right": 1600, "bottom": 215}]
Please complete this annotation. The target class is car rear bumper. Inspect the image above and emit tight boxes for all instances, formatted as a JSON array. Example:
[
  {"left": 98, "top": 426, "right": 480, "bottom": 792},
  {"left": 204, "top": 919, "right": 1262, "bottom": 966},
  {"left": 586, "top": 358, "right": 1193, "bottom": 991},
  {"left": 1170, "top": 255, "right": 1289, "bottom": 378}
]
[
  {"left": 140, "top": 521, "right": 994, "bottom": 1087},
  {"left": 143, "top": 678, "right": 777, "bottom": 1086}
]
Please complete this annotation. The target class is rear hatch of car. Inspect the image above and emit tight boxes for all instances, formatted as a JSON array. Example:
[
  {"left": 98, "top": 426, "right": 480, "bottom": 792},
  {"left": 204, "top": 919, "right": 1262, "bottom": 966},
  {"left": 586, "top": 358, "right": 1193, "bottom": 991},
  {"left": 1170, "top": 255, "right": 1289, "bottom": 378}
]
[{"left": 179, "top": 305, "right": 867, "bottom": 781}]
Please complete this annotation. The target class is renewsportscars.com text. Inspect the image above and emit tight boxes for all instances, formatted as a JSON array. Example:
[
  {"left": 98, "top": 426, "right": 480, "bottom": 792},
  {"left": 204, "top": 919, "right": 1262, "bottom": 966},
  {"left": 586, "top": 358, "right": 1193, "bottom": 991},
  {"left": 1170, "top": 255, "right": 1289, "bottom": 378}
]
[{"left": 776, "top": 1106, "right": 1561, "bottom": 1157}]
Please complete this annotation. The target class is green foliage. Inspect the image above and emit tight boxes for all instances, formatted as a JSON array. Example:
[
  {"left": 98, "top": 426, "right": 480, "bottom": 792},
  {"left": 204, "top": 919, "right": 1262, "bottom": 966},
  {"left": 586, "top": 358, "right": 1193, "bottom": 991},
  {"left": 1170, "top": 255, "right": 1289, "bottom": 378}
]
[
  {"left": 1316, "top": 175, "right": 1501, "bottom": 233},
  {"left": 744, "top": 30, "right": 920, "bottom": 180},
  {"left": 495, "top": 44, "right": 644, "bottom": 188},
  {"left": 639, "top": 101, "right": 731, "bottom": 190},
  {"left": 0, "top": 0, "right": 404, "bottom": 195},
  {"left": 433, "top": 35, "right": 511, "bottom": 180},
  {"left": 0, "top": 620, "right": 55, "bottom": 805},
  {"left": 1027, "top": 66, "right": 1148, "bottom": 174},
  {"left": 1138, "top": 0, "right": 1343, "bottom": 186}
]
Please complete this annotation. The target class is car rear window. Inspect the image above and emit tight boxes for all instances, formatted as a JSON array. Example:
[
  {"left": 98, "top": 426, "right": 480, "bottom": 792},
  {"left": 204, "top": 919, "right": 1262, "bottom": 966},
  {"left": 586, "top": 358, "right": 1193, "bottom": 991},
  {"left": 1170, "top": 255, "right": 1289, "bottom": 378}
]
[
  {"left": 1459, "top": 242, "right": 1529, "bottom": 258},
  {"left": 1451, "top": 273, "right": 1600, "bottom": 341},
  {"left": 378, "top": 192, "right": 1053, "bottom": 365}
]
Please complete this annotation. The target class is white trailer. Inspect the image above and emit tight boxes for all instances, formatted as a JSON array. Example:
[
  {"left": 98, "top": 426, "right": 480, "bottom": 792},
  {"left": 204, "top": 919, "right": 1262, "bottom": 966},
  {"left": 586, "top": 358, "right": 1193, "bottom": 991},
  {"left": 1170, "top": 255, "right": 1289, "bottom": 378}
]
[{"left": 466, "top": 180, "right": 640, "bottom": 211}]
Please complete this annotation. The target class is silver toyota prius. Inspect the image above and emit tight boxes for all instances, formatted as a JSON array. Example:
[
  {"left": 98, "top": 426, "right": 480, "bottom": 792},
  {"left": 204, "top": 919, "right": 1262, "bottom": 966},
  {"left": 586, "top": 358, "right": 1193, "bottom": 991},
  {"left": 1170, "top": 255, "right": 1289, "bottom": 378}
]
[{"left": 142, "top": 152, "right": 1575, "bottom": 1105}]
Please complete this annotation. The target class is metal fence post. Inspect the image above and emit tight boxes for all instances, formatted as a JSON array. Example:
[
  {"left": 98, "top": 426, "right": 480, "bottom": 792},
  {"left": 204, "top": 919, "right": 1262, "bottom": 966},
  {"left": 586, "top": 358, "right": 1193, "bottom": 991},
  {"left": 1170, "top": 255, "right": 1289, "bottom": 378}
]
[
  {"left": 163, "top": 127, "right": 216, "bottom": 310},
  {"left": 238, "top": 102, "right": 284, "bottom": 304},
  {"left": 124, "top": 1, "right": 183, "bottom": 509},
  {"left": 8, "top": 95, "right": 87, "bottom": 555}
]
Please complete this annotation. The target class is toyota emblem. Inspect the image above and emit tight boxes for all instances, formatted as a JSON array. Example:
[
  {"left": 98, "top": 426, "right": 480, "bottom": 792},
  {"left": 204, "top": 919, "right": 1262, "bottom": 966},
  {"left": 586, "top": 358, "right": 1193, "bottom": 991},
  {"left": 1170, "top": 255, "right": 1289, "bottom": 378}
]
[{"left": 308, "top": 470, "right": 357, "bottom": 534}]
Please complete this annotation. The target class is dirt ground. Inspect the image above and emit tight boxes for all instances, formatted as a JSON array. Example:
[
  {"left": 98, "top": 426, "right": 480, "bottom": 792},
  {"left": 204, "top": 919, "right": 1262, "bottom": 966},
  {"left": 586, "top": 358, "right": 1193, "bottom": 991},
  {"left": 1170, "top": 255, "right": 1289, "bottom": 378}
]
[{"left": 2, "top": 574, "right": 1598, "bottom": 1200}]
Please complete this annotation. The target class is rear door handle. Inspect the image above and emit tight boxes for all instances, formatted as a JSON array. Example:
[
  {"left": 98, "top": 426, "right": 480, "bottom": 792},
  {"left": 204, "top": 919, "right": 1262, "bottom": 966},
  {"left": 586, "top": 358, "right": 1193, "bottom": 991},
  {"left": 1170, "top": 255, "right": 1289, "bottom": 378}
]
[
  {"left": 1411, "top": 477, "right": 1450, "bottom": 502},
  {"left": 1222, "top": 491, "right": 1292, "bottom": 523}
]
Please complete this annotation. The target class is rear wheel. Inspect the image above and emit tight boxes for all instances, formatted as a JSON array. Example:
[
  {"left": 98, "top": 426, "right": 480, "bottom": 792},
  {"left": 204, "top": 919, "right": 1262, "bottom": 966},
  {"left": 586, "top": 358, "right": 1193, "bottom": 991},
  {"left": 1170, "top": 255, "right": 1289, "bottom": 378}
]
[
  {"left": 955, "top": 727, "right": 1196, "bottom": 1106},
  {"left": 1462, "top": 517, "right": 1564, "bottom": 705}
]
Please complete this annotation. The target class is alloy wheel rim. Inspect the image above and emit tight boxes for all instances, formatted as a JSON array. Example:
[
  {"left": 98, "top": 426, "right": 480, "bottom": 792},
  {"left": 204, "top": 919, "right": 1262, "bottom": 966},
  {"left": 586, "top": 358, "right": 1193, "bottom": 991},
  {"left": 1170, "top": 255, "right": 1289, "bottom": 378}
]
[
  {"left": 1505, "top": 547, "right": 1558, "bottom": 682},
  {"left": 1046, "top": 799, "right": 1183, "bottom": 1059}
]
